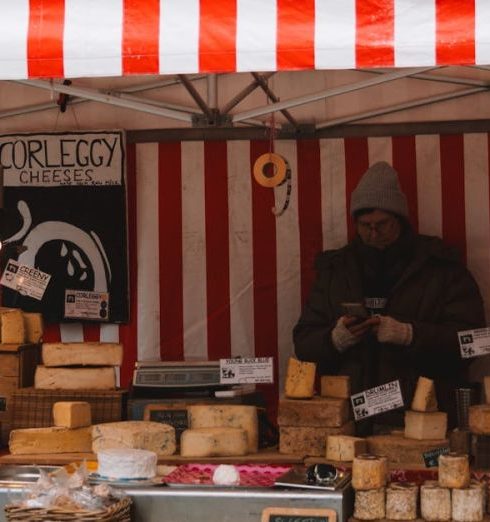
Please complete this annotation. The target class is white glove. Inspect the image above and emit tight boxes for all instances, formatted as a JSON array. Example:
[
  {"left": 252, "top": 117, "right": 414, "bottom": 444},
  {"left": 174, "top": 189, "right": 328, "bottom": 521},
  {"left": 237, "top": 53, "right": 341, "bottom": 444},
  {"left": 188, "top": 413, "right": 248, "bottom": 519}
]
[
  {"left": 376, "top": 316, "right": 413, "bottom": 345},
  {"left": 331, "top": 317, "right": 360, "bottom": 353}
]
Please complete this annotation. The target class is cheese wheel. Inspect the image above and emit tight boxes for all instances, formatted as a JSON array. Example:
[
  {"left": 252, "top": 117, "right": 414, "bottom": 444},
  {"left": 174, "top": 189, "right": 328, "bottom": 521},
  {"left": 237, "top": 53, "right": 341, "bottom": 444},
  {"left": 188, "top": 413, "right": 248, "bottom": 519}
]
[
  {"left": 354, "top": 488, "right": 385, "bottom": 520},
  {"left": 411, "top": 376, "right": 438, "bottom": 412},
  {"left": 326, "top": 435, "right": 367, "bottom": 461},
  {"left": 180, "top": 427, "right": 248, "bottom": 457},
  {"left": 452, "top": 482, "right": 484, "bottom": 522},
  {"left": 278, "top": 397, "right": 350, "bottom": 428},
  {"left": 469, "top": 405, "right": 490, "bottom": 435},
  {"left": 279, "top": 423, "right": 355, "bottom": 456},
  {"left": 352, "top": 454, "right": 387, "bottom": 490},
  {"left": 438, "top": 452, "right": 470, "bottom": 489},
  {"left": 421, "top": 481, "right": 451, "bottom": 522},
  {"left": 386, "top": 482, "right": 418, "bottom": 520},
  {"left": 284, "top": 357, "right": 316, "bottom": 399}
]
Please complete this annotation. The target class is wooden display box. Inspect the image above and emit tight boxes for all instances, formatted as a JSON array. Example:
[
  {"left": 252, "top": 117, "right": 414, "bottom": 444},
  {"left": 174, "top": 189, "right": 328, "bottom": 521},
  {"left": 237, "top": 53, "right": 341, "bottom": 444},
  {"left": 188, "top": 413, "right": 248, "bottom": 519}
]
[{"left": 0, "top": 343, "right": 41, "bottom": 445}]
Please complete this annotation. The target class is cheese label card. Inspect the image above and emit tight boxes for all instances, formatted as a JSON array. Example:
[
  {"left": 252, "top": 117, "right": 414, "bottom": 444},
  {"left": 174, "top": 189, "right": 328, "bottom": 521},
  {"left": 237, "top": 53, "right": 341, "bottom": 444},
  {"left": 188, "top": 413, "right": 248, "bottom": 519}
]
[
  {"left": 220, "top": 357, "right": 273, "bottom": 384},
  {"left": 0, "top": 259, "right": 50, "bottom": 300},
  {"left": 458, "top": 327, "right": 490, "bottom": 358},
  {"left": 351, "top": 380, "right": 404, "bottom": 421},
  {"left": 423, "top": 447, "right": 449, "bottom": 468},
  {"left": 64, "top": 289, "right": 109, "bottom": 320}
]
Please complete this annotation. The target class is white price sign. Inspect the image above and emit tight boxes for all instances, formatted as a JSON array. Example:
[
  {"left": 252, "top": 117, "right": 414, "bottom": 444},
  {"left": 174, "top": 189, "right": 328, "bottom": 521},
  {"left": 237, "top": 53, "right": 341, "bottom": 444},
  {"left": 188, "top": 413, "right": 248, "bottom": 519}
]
[
  {"left": 0, "top": 259, "right": 50, "bottom": 300},
  {"left": 64, "top": 289, "right": 109, "bottom": 320},
  {"left": 351, "top": 380, "right": 404, "bottom": 421},
  {"left": 220, "top": 357, "right": 273, "bottom": 384},
  {"left": 458, "top": 327, "right": 490, "bottom": 359}
]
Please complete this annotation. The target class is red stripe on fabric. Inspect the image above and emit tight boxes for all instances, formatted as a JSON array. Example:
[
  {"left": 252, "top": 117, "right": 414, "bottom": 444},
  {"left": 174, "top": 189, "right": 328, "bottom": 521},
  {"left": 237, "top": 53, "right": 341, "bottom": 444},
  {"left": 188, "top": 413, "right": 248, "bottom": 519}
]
[
  {"left": 251, "top": 140, "right": 279, "bottom": 420},
  {"left": 122, "top": 0, "right": 160, "bottom": 74},
  {"left": 344, "top": 137, "right": 369, "bottom": 240},
  {"left": 277, "top": 0, "right": 315, "bottom": 70},
  {"left": 297, "top": 139, "right": 323, "bottom": 306},
  {"left": 392, "top": 136, "right": 419, "bottom": 232},
  {"left": 42, "top": 323, "right": 62, "bottom": 343},
  {"left": 356, "top": 0, "right": 395, "bottom": 67},
  {"left": 440, "top": 135, "right": 467, "bottom": 263},
  {"left": 159, "top": 142, "right": 184, "bottom": 360},
  {"left": 28, "top": 0, "right": 65, "bottom": 78},
  {"left": 119, "top": 143, "right": 138, "bottom": 387},
  {"left": 436, "top": 0, "right": 475, "bottom": 65},
  {"left": 204, "top": 141, "right": 231, "bottom": 360},
  {"left": 199, "top": 0, "right": 236, "bottom": 72},
  {"left": 82, "top": 324, "right": 101, "bottom": 342}
]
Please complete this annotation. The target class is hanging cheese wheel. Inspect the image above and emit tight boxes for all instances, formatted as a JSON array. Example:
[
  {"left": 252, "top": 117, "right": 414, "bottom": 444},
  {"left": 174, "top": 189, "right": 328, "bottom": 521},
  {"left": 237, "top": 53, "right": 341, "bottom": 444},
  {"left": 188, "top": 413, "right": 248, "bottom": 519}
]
[
  {"left": 354, "top": 488, "right": 385, "bottom": 520},
  {"left": 352, "top": 454, "right": 387, "bottom": 490},
  {"left": 386, "top": 482, "right": 418, "bottom": 520},
  {"left": 452, "top": 482, "right": 484, "bottom": 522},
  {"left": 438, "top": 452, "right": 470, "bottom": 488},
  {"left": 420, "top": 481, "right": 451, "bottom": 522}
]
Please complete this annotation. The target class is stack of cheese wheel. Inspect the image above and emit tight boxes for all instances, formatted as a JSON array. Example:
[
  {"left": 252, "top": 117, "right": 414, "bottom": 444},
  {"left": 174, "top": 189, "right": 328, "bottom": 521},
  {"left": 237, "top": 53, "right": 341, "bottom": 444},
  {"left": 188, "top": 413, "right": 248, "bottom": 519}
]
[
  {"left": 352, "top": 454, "right": 388, "bottom": 520},
  {"left": 436, "top": 452, "right": 484, "bottom": 522}
]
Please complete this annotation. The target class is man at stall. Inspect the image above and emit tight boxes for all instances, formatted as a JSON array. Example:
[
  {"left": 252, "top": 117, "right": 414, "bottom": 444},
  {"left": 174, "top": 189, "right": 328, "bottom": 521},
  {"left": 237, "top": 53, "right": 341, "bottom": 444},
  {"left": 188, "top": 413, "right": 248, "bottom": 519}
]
[{"left": 293, "top": 161, "right": 485, "bottom": 433}]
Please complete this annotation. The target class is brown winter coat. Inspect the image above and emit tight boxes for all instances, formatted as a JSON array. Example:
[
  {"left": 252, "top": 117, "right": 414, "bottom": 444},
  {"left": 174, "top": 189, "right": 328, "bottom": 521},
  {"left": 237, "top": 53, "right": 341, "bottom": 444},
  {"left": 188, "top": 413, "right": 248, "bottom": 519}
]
[{"left": 293, "top": 234, "right": 485, "bottom": 429}]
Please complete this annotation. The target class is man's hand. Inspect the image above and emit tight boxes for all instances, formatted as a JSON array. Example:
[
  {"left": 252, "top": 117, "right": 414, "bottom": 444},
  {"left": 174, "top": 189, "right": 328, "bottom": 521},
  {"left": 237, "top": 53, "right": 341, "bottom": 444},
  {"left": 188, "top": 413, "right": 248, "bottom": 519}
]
[
  {"left": 344, "top": 315, "right": 380, "bottom": 337},
  {"left": 376, "top": 315, "right": 413, "bottom": 345},
  {"left": 332, "top": 315, "right": 379, "bottom": 352}
]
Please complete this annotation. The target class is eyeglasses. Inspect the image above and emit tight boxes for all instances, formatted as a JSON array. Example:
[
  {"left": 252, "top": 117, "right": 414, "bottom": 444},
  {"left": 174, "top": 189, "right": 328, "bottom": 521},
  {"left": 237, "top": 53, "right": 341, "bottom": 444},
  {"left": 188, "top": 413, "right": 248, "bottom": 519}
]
[{"left": 356, "top": 216, "right": 396, "bottom": 234}]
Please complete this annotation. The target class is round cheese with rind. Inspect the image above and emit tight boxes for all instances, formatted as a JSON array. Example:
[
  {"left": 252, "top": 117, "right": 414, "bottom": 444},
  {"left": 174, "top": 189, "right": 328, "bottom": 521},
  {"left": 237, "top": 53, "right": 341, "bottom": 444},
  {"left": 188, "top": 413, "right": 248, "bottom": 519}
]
[
  {"left": 354, "top": 488, "right": 385, "bottom": 520},
  {"left": 352, "top": 454, "right": 387, "bottom": 490},
  {"left": 452, "top": 482, "right": 484, "bottom": 522},
  {"left": 438, "top": 452, "right": 470, "bottom": 489},
  {"left": 420, "top": 481, "right": 451, "bottom": 521},
  {"left": 180, "top": 427, "right": 248, "bottom": 457},
  {"left": 97, "top": 448, "right": 157, "bottom": 479},
  {"left": 386, "top": 482, "right": 418, "bottom": 520}
]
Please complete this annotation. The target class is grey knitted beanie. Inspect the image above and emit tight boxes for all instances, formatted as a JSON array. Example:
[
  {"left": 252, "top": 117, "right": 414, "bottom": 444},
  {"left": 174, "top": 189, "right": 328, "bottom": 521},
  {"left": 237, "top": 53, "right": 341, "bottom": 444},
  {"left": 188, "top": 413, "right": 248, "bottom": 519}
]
[{"left": 350, "top": 161, "right": 409, "bottom": 218}]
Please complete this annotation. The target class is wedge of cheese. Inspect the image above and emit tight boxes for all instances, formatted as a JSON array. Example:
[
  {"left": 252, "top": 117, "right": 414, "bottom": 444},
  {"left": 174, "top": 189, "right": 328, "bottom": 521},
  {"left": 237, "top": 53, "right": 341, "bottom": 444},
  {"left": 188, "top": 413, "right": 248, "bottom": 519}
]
[
  {"left": 0, "top": 309, "right": 25, "bottom": 344},
  {"left": 9, "top": 426, "right": 92, "bottom": 455},
  {"left": 42, "top": 342, "right": 123, "bottom": 367},
  {"left": 187, "top": 405, "right": 258, "bottom": 453},
  {"left": 284, "top": 357, "right": 316, "bottom": 399},
  {"left": 53, "top": 401, "right": 92, "bottom": 428},
  {"left": 411, "top": 376, "right": 438, "bottom": 412},
  {"left": 320, "top": 375, "right": 351, "bottom": 399},
  {"left": 278, "top": 397, "right": 350, "bottom": 428},
  {"left": 404, "top": 410, "right": 447, "bottom": 440},
  {"left": 23, "top": 312, "right": 43, "bottom": 343},
  {"left": 180, "top": 427, "right": 248, "bottom": 457},
  {"left": 92, "top": 421, "right": 176, "bottom": 455},
  {"left": 35, "top": 366, "right": 116, "bottom": 390},
  {"left": 326, "top": 434, "right": 367, "bottom": 461}
]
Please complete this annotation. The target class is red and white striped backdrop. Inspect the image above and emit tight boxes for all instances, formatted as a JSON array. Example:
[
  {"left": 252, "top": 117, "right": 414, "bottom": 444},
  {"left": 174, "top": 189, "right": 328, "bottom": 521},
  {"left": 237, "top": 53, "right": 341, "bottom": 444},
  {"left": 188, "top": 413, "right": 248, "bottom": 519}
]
[
  {"left": 0, "top": 0, "right": 489, "bottom": 79},
  {"left": 42, "top": 133, "right": 490, "bottom": 413}
]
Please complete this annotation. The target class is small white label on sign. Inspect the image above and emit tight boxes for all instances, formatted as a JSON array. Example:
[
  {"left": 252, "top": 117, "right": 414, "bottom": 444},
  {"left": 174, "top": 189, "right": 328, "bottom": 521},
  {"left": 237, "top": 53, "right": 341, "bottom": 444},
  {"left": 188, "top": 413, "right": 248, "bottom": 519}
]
[
  {"left": 351, "top": 380, "right": 404, "bottom": 421},
  {"left": 64, "top": 289, "right": 110, "bottom": 321},
  {"left": 458, "top": 327, "right": 490, "bottom": 359},
  {"left": 220, "top": 357, "right": 274, "bottom": 384},
  {"left": 0, "top": 259, "right": 50, "bottom": 300}
]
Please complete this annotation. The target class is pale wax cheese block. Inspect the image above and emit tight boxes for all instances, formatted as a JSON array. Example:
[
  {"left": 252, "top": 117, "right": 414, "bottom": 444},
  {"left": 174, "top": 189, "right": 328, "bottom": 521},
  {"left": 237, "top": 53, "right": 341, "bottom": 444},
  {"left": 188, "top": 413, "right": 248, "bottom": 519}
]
[
  {"left": 469, "top": 404, "right": 490, "bottom": 434},
  {"left": 92, "top": 421, "right": 176, "bottom": 455},
  {"left": 187, "top": 405, "right": 258, "bottom": 453},
  {"left": 404, "top": 410, "right": 447, "bottom": 440},
  {"left": 279, "top": 422, "right": 355, "bottom": 456},
  {"left": 354, "top": 488, "right": 385, "bottom": 520},
  {"left": 284, "top": 357, "right": 316, "bottom": 399},
  {"left": 278, "top": 397, "right": 349, "bottom": 428},
  {"left": 53, "top": 401, "right": 92, "bottom": 428},
  {"left": 438, "top": 452, "right": 470, "bottom": 488},
  {"left": 421, "top": 481, "right": 451, "bottom": 522},
  {"left": 23, "top": 312, "right": 43, "bottom": 343},
  {"left": 180, "top": 427, "right": 248, "bottom": 457},
  {"left": 35, "top": 366, "right": 116, "bottom": 390},
  {"left": 352, "top": 454, "right": 388, "bottom": 490},
  {"left": 386, "top": 482, "right": 418, "bottom": 520},
  {"left": 320, "top": 375, "right": 351, "bottom": 399},
  {"left": 0, "top": 309, "right": 25, "bottom": 344},
  {"left": 326, "top": 435, "right": 367, "bottom": 461},
  {"left": 411, "top": 376, "right": 438, "bottom": 412},
  {"left": 452, "top": 483, "right": 484, "bottom": 522},
  {"left": 9, "top": 426, "right": 92, "bottom": 455},
  {"left": 42, "top": 342, "right": 123, "bottom": 367},
  {"left": 97, "top": 448, "right": 157, "bottom": 479}
]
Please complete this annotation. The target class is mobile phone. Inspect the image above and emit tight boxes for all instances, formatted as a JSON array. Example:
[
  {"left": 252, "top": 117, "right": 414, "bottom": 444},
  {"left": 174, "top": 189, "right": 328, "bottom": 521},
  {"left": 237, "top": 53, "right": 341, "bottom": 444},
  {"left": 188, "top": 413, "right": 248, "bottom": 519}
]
[{"left": 341, "top": 302, "right": 369, "bottom": 319}]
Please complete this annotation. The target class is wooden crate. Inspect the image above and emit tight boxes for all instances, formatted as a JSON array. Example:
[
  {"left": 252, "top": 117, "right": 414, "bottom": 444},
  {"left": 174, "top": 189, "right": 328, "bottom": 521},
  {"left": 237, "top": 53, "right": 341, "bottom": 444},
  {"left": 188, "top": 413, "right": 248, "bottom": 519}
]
[{"left": 0, "top": 344, "right": 41, "bottom": 445}]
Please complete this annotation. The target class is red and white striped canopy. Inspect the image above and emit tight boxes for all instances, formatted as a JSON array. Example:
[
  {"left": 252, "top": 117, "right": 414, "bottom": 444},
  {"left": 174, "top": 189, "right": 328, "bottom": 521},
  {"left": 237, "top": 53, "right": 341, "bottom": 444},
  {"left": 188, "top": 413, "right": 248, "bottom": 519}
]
[{"left": 1, "top": 0, "right": 488, "bottom": 80}]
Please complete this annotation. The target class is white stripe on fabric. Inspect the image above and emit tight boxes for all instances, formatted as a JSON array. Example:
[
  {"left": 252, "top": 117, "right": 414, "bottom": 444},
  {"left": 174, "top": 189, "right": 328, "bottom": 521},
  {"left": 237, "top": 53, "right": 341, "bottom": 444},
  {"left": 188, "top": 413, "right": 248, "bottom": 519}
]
[
  {"left": 368, "top": 137, "right": 393, "bottom": 166},
  {"left": 274, "top": 140, "right": 301, "bottom": 389},
  {"left": 159, "top": 0, "right": 199, "bottom": 74},
  {"left": 236, "top": 0, "right": 276, "bottom": 72},
  {"left": 475, "top": 0, "right": 490, "bottom": 65},
  {"left": 320, "top": 138, "right": 347, "bottom": 250},
  {"left": 227, "top": 141, "right": 255, "bottom": 358},
  {"left": 415, "top": 134, "right": 442, "bottom": 237},
  {"left": 394, "top": 0, "right": 436, "bottom": 67},
  {"left": 464, "top": 133, "right": 490, "bottom": 323},
  {"left": 64, "top": 0, "right": 122, "bottom": 78},
  {"left": 181, "top": 141, "right": 208, "bottom": 360},
  {"left": 100, "top": 323, "right": 120, "bottom": 342},
  {"left": 60, "top": 322, "right": 84, "bottom": 342},
  {"left": 315, "top": 0, "right": 355, "bottom": 69},
  {"left": 136, "top": 143, "right": 160, "bottom": 361},
  {"left": 0, "top": 0, "right": 28, "bottom": 79}
]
